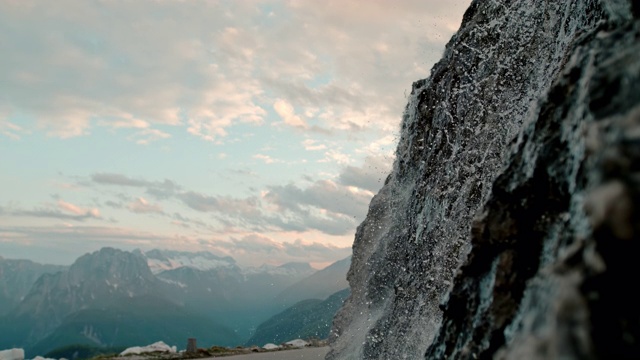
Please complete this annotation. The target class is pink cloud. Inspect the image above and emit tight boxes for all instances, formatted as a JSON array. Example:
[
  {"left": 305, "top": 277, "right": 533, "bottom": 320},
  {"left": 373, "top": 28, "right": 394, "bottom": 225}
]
[
  {"left": 57, "top": 200, "right": 100, "bottom": 218},
  {"left": 127, "top": 197, "right": 163, "bottom": 214}
]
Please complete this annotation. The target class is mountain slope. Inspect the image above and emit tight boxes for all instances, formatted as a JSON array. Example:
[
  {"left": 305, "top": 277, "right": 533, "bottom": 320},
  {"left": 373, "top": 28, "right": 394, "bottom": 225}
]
[
  {"left": 2, "top": 247, "right": 161, "bottom": 346},
  {"left": 274, "top": 256, "right": 350, "bottom": 309},
  {"left": 241, "top": 262, "right": 316, "bottom": 300},
  {"left": 0, "top": 257, "right": 66, "bottom": 315},
  {"left": 246, "top": 288, "right": 350, "bottom": 347},
  {"left": 226, "top": 262, "right": 317, "bottom": 340},
  {"left": 155, "top": 264, "right": 244, "bottom": 309},
  {"left": 29, "top": 295, "right": 241, "bottom": 356},
  {"left": 152, "top": 258, "right": 317, "bottom": 341}
]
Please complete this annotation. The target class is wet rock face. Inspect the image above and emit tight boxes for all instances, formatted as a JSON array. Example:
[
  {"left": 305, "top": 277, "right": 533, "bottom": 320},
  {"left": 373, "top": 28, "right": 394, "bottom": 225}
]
[
  {"left": 328, "top": 1, "right": 638, "bottom": 359},
  {"left": 428, "top": 18, "right": 640, "bottom": 360}
]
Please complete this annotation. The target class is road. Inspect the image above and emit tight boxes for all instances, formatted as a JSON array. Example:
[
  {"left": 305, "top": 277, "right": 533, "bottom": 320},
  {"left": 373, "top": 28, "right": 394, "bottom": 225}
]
[{"left": 209, "top": 347, "right": 329, "bottom": 359}]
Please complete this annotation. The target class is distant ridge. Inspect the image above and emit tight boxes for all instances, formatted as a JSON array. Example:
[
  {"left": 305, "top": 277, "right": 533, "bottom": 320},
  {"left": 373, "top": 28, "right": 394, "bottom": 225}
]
[
  {"left": 133, "top": 248, "right": 237, "bottom": 274},
  {"left": 246, "top": 288, "right": 350, "bottom": 347},
  {"left": 275, "top": 256, "right": 350, "bottom": 309},
  {"left": 0, "top": 257, "right": 67, "bottom": 316}
]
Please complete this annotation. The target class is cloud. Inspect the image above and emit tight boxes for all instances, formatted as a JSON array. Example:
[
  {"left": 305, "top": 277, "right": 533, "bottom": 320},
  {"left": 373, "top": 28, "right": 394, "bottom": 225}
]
[
  {"left": 202, "top": 234, "right": 352, "bottom": 266},
  {"left": 57, "top": 200, "right": 89, "bottom": 215},
  {"left": 259, "top": 178, "right": 375, "bottom": 236},
  {"left": 302, "top": 139, "right": 326, "bottom": 151},
  {"left": 0, "top": 225, "right": 352, "bottom": 267},
  {"left": 262, "top": 78, "right": 364, "bottom": 113},
  {"left": 100, "top": 116, "right": 149, "bottom": 129},
  {"left": 88, "top": 152, "right": 392, "bottom": 237},
  {"left": 91, "top": 173, "right": 180, "bottom": 199},
  {"left": 253, "top": 154, "right": 280, "bottom": 164},
  {"left": 177, "top": 191, "right": 223, "bottom": 213},
  {"left": 177, "top": 191, "right": 261, "bottom": 219},
  {"left": 229, "top": 168, "right": 258, "bottom": 177},
  {"left": 0, "top": 120, "right": 25, "bottom": 140},
  {"left": 0, "top": 1, "right": 267, "bottom": 141},
  {"left": 170, "top": 212, "right": 212, "bottom": 231},
  {"left": 127, "top": 197, "right": 163, "bottom": 214},
  {"left": 0, "top": 0, "right": 469, "bottom": 143},
  {"left": 229, "top": 234, "right": 282, "bottom": 254},
  {"left": 319, "top": 149, "right": 352, "bottom": 165},
  {"left": 14, "top": 209, "right": 83, "bottom": 220},
  {"left": 129, "top": 128, "right": 171, "bottom": 145},
  {"left": 255, "top": 155, "right": 395, "bottom": 234},
  {"left": 283, "top": 238, "right": 351, "bottom": 260},
  {"left": 9, "top": 200, "right": 102, "bottom": 222},
  {"left": 0, "top": 224, "right": 176, "bottom": 264},
  {"left": 273, "top": 99, "right": 307, "bottom": 129},
  {"left": 337, "top": 155, "right": 393, "bottom": 192},
  {"left": 105, "top": 200, "right": 123, "bottom": 209},
  {"left": 92, "top": 173, "right": 149, "bottom": 187},
  {"left": 91, "top": 173, "right": 268, "bottom": 231},
  {"left": 0, "top": 0, "right": 473, "bottom": 269}
]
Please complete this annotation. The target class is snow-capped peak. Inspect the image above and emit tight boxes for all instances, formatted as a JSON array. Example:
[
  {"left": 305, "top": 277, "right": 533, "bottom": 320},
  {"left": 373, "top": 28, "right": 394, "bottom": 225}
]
[
  {"left": 243, "top": 262, "right": 314, "bottom": 277},
  {"left": 134, "top": 249, "right": 237, "bottom": 274}
]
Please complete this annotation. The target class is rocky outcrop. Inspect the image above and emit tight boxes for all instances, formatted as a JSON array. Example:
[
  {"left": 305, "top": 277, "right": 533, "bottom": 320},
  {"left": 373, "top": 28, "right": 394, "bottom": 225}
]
[
  {"left": 16, "top": 247, "right": 159, "bottom": 320},
  {"left": 426, "top": 11, "right": 640, "bottom": 360},
  {"left": 2, "top": 247, "right": 162, "bottom": 349},
  {"left": 328, "top": 1, "right": 639, "bottom": 359}
]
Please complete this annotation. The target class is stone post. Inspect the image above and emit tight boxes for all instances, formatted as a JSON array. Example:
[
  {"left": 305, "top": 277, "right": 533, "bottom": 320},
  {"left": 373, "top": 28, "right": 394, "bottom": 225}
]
[{"left": 186, "top": 338, "right": 197, "bottom": 353}]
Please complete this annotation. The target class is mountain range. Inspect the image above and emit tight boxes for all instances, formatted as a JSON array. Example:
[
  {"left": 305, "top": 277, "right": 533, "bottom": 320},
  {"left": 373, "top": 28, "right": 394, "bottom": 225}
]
[{"left": 0, "top": 248, "right": 349, "bottom": 357}]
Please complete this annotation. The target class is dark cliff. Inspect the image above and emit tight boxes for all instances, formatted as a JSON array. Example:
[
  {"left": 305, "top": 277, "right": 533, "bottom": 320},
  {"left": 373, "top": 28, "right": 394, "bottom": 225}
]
[{"left": 328, "top": 1, "right": 639, "bottom": 359}]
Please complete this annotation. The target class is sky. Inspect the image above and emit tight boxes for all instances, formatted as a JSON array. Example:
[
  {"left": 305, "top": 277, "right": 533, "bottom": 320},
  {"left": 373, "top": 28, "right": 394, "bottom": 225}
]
[{"left": 0, "top": 0, "right": 471, "bottom": 268}]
